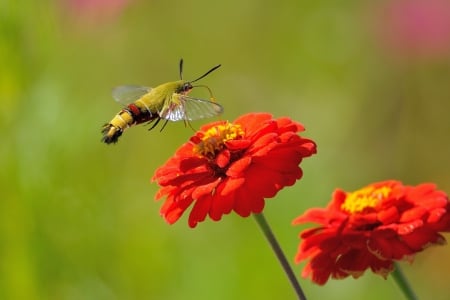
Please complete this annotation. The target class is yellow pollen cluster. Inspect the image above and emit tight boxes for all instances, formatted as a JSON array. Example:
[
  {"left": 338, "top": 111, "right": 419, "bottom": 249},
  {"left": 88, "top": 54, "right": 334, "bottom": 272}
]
[
  {"left": 341, "top": 186, "right": 392, "bottom": 214},
  {"left": 194, "top": 123, "right": 244, "bottom": 156}
]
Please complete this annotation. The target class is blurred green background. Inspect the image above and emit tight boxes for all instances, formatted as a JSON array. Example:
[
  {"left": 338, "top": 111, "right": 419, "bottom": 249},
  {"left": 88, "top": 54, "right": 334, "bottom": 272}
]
[{"left": 2, "top": 0, "right": 450, "bottom": 299}]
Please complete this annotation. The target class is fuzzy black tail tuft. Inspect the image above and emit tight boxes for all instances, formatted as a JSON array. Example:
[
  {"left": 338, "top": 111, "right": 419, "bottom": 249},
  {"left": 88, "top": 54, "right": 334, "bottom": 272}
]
[{"left": 101, "top": 124, "right": 122, "bottom": 144}]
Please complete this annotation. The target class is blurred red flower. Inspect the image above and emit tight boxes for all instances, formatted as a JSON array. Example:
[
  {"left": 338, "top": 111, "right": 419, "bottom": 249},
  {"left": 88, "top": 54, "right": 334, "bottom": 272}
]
[
  {"left": 152, "top": 113, "right": 317, "bottom": 228},
  {"left": 293, "top": 180, "right": 450, "bottom": 285},
  {"left": 374, "top": 0, "right": 450, "bottom": 59},
  {"left": 65, "top": 0, "right": 130, "bottom": 22}
]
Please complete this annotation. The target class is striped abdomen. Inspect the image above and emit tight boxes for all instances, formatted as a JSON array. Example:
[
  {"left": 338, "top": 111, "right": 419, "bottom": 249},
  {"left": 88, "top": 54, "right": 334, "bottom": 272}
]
[{"left": 101, "top": 103, "right": 155, "bottom": 144}]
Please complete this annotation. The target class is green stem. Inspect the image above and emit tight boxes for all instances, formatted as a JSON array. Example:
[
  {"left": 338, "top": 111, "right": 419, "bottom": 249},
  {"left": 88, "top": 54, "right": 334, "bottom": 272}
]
[
  {"left": 392, "top": 262, "right": 418, "bottom": 300},
  {"left": 253, "top": 213, "right": 307, "bottom": 300}
]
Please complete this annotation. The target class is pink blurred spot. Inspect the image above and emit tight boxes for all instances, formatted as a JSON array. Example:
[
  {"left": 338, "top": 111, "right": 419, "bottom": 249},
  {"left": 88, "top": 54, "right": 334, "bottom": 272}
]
[
  {"left": 375, "top": 0, "right": 450, "bottom": 60},
  {"left": 66, "top": 0, "right": 131, "bottom": 22}
]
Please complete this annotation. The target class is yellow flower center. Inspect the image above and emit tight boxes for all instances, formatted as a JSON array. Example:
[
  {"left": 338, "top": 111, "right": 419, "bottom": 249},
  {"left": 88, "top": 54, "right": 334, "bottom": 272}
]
[
  {"left": 194, "top": 123, "right": 244, "bottom": 156},
  {"left": 341, "top": 186, "right": 392, "bottom": 214}
]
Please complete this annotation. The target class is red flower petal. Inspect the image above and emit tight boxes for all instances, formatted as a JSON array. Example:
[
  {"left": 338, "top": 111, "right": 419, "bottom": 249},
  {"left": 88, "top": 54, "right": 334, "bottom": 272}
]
[
  {"left": 216, "top": 149, "right": 231, "bottom": 168},
  {"left": 188, "top": 195, "right": 212, "bottom": 228},
  {"left": 221, "top": 177, "right": 245, "bottom": 196},
  {"left": 209, "top": 182, "right": 234, "bottom": 220},
  {"left": 377, "top": 206, "right": 400, "bottom": 224},
  {"left": 191, "top": 178, "right": 221, "bottom": 199},
  {"left": 226, "top": 156, "right": 252, "bottom": 177}
]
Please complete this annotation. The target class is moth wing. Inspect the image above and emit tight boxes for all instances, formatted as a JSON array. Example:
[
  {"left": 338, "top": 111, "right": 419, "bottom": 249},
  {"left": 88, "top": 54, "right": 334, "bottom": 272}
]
[
  {"left": 160, "top": 94, "right": 224, "bottom": 121},
  {"left": 112, "top": 85, "right": 152, "bottom": 105}
]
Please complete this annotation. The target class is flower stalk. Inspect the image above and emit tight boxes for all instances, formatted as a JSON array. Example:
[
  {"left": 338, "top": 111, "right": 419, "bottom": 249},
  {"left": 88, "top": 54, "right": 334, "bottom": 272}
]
[
  {"left": 392, "top": 263, "right": 418, "bottom": 300},
  {"left": 254, "top": 213, "right": 307, "bottom": 300}
]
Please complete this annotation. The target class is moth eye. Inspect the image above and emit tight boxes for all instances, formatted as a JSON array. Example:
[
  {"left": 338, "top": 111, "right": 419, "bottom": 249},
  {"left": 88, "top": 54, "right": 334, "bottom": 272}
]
[{"left": 183, "top": 83, "right": 193, "bottom": 92}]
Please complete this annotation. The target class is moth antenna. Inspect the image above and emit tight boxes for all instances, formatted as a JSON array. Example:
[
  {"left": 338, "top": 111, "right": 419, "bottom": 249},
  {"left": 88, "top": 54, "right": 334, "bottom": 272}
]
[
  {"left": 179, "top": 58, "right": 184, "bottom": 80},
  {"left": 191, "top": 64, "right": 221, "bottom": 83}
]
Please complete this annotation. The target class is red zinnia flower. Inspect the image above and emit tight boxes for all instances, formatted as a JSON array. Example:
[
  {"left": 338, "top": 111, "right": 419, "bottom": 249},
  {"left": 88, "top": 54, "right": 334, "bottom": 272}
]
[
  {"left": 293, "top": 180, "right": 450, "bottom": 285},
  {"left": 152, "top": 112, "right": 317, "bottom": 228}
]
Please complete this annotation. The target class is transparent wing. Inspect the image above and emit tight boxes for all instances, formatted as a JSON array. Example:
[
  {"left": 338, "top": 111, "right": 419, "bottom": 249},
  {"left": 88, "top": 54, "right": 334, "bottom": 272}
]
[
  {"left": 112, "top": 85, "right": 152, "bottom": 105},
  {"left": 160, "top": 94, "right": 224, "bottom": 121}
]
